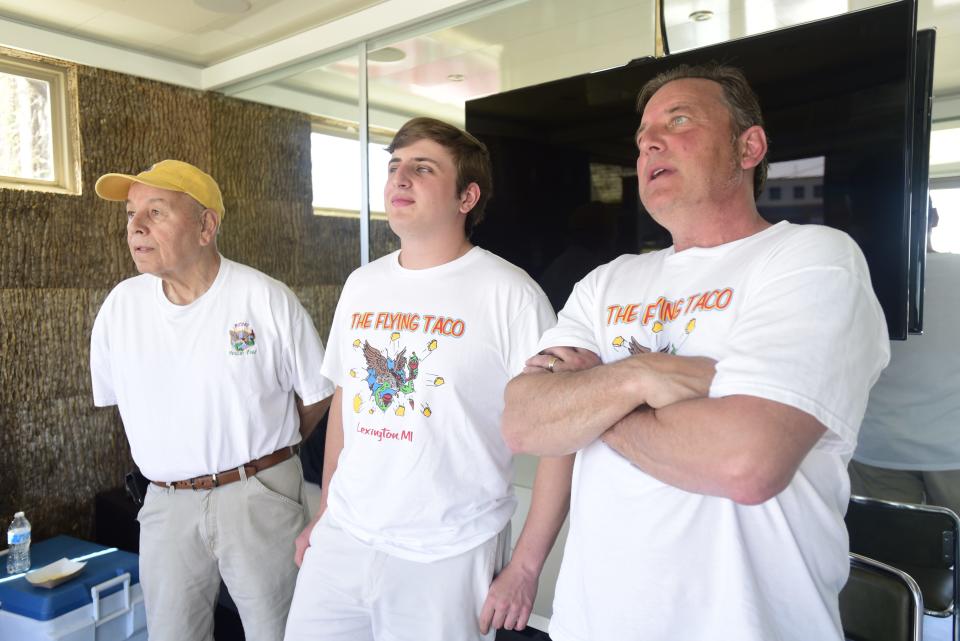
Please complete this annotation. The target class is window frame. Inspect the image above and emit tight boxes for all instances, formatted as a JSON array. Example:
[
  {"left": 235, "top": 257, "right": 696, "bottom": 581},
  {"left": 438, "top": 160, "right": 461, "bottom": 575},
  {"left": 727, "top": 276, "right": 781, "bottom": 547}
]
[{"left": 0, "top": 48, "right": 81, "bottom": 195}]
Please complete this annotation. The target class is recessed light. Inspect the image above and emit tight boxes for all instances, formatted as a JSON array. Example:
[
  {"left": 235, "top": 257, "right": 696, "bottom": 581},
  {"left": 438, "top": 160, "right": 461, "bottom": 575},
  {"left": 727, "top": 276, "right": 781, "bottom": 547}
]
[
  {"left": 195, "top": 0, "right": 251, "bottom": 13},
  {"left": 447, "top": 74, "right": 465, "bottom": 82},
  {"left": 368, "top": 47, "right": 406, "bottom": 63},
  {"left": 689, "top": 10, "right": 714, "bottom": 22}
]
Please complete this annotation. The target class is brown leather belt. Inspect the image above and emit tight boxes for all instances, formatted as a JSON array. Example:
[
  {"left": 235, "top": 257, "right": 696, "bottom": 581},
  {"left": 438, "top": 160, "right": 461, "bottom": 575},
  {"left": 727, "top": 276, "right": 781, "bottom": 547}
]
[{"left": 152, "top": 446, "right": 297, "bottom": 491}]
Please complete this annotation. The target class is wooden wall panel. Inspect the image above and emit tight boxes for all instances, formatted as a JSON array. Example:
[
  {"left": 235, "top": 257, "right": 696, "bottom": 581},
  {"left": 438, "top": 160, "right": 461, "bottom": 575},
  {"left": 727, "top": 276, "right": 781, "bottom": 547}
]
[
  {"left": 0, "top": 397, "right": 128, "bottom": 540},
  {"left": 371, "top": 219, "right": 401, "bottom": 259},
  {"left": 291, "top": 285, "right": 344, "bottom": 343},
  {"left": 0, "top": 288, "right": 106, "bottom": 406}
]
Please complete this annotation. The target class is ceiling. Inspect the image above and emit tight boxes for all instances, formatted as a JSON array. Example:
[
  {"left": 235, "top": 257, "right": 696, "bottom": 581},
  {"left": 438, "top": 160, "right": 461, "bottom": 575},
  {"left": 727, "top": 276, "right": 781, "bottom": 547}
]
[
  {"left": 1, "top": 0, "right": 958, "bottom": 129},
  {"left": 0, "top": 0, "right": 384, "bottom": 66}
]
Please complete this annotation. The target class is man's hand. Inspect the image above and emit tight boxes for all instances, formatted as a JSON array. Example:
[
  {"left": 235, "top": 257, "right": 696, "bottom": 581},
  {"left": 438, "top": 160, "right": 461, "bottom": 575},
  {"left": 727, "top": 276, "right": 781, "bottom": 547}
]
[
  {"left": 479, "top": 561, "right": 538, "bottom": 633},
  {"left": 294, "top": 514, "right": 321, "bottom": 567},
  {"left": 620, "top": 352, "right": 717, "bottom": 408},
  {"left": 524, "top": 346, "right": 601, "bottom": 374}
]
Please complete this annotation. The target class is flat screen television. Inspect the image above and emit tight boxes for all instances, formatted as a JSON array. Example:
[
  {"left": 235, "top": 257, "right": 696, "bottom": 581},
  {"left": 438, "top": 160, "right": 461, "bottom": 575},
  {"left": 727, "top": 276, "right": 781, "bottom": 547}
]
[{"left": 466, "top": 0, "right": 933, "bottom": 339}]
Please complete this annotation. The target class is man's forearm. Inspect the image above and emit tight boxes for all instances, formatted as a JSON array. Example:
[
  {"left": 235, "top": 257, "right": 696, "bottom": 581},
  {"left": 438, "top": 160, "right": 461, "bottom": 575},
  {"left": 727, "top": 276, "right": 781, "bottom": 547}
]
[
  {"left": 601, "top": 394, "right": 826, "bottom": 504},
  {"left": 479, "top": 454, "right": 575, "bottom": 634},
  {"left": 316, "top": 387, "right": 344, "bottom": 518},
  {"left": 502, "top": 364, "right": 641, "bottom": 456},
  {"left": 502, "top": 350, "right": 716, "bottom": 456},
  {"left": 508, "top": 454, "right": 575, "bottom": 574}
]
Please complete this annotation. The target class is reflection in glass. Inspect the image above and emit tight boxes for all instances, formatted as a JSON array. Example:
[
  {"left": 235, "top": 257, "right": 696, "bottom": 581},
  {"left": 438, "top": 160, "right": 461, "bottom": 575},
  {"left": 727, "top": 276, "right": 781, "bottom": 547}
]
[{"left": 664, "top": 0, "right": 888, "bottom": 53}]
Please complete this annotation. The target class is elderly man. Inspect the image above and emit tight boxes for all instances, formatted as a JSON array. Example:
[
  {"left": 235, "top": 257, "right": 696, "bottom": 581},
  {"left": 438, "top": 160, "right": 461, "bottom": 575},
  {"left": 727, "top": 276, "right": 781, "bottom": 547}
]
[
  {"left": 502, "top": 64, "right": 890, "bottom": 641},
  {"left": 90, "top": 159, "right": 333, "bottom": 641},
  {"left": 284, "top": 118, "right": 564, "bottom": 641}
]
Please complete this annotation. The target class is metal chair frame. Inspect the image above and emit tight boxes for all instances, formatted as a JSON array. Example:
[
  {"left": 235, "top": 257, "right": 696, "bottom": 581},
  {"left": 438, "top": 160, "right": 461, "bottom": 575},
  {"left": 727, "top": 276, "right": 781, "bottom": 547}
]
[
  {"left": 846, "top": 494, "right": 960, "bottom": 641},
  {"left": 842, "top": 552, "right": 924, "bottom": 641}
]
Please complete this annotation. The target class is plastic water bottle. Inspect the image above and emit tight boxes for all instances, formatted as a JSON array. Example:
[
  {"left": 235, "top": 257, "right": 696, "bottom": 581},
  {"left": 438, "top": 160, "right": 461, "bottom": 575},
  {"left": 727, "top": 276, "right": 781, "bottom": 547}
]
[{"left": 6, "top": 512, "right": 31, "bottom": 574}]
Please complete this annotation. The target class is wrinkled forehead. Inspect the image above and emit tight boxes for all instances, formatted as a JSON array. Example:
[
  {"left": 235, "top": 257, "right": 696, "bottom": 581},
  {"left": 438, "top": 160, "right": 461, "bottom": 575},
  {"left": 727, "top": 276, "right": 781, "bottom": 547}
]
[
  {"left": 643, "top": 78, "right": 726, "bottom": 117},
  {"left": 126, "top": 182, "right": 202, "bottom": 210}
]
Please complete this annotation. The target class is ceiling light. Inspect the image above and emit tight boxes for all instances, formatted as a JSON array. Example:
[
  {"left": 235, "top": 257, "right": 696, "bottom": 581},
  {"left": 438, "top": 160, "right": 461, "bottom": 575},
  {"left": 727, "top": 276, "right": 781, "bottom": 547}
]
[
  {"left": 689, "top": 10, "right": 714, "bottom": 22},
  {"left": 195, "top": 0, "right": 251, "bottom": 14},
  {"left": 447, "top": 74, "right": 465, "bottom": 82},
  {"left": 368, "top": 47, "right": 406, "bottom": 63}
]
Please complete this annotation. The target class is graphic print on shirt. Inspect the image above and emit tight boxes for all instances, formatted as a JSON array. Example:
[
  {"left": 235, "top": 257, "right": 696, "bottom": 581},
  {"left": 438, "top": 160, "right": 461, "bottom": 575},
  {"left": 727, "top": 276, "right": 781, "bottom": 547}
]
[
  {"left": 347, "top": 336, "right": 446, "bottom": 418},
  {"left": 606, "top": 286, "right": 733, "bottom": 354},
  {"left": 611, "top": 318, "right": 697, "bottom": 355},
  {"left": 228, "top": 321, "right": 257, "bottom": 355}
]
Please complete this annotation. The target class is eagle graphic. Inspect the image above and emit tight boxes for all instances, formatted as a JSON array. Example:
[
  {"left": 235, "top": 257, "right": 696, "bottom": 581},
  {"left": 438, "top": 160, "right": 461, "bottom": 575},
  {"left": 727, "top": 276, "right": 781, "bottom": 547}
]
[
  {"left": 627, "top": 336, "right": 670, "bottom": 355},
  {"left": 362, "top": 341, "right": 420, "bottom": 411}
]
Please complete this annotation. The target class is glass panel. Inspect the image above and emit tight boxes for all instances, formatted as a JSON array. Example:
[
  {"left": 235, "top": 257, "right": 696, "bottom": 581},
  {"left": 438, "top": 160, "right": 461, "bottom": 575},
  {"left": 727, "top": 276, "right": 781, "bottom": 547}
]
[
  {"left": 233, "top": 51, "right": 364, "bottom": 323},
  {"left": 254, "top": 51, "right": 378, "bottom": 267},
  {"left": 664, "top": 0, "right": 890, "bottom": 53},
  {"left": 362, "top": 0, "right": 655, "bottom": 260},
  {"left": 0, "top": 71, "right": 55, "bottom": 181}
]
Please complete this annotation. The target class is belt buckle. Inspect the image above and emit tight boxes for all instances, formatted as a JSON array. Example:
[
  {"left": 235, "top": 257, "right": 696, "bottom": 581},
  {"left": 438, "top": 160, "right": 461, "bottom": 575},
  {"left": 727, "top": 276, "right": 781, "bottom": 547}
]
[{"left": 211, "top": 472, "right": 219, "bottom": 488}]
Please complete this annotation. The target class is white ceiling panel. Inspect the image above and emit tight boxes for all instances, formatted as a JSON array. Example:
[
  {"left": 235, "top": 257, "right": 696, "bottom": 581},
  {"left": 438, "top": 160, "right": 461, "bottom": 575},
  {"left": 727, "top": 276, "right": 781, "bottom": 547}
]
[
  {"left": 0, "top": 0, "right": 385, "bottom": 65},
  {"left": 76, "top": 9, "right": 186, "bottom": 47},
  {"left": 0, "top": 0, "right": 122, "bottom": 32}
]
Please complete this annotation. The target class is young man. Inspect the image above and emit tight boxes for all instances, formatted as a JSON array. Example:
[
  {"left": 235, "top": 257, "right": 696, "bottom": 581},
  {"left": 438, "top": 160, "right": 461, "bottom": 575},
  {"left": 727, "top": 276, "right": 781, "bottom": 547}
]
[
  {"left": 284, "top": 118, "right": 567, "bottom": 641},
  {"left": 502, "top": 64, "right": 890, "bottom": 641},
  {"left": 91, "top": 160, "right": 333, "bottom": 641}
]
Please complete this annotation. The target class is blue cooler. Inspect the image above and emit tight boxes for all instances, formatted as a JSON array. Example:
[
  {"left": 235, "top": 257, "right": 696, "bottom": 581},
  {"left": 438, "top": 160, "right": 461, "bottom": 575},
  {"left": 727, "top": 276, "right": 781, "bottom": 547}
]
[{"left": 0, "top": 535, "right": 147, "bottom": 640}]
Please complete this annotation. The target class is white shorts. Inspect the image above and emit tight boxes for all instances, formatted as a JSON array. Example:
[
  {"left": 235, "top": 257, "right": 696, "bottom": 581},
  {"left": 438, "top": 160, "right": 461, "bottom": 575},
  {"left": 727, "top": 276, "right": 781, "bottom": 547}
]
[{"left": 284, "top": 515, "right": 510, "bottom": 641}]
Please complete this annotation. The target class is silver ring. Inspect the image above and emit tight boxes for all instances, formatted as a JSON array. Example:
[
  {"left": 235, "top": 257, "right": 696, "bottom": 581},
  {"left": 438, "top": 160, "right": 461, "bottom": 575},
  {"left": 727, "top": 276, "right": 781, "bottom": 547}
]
[{"left": 547, "top": 356, "right": 558, "bottom": 372}]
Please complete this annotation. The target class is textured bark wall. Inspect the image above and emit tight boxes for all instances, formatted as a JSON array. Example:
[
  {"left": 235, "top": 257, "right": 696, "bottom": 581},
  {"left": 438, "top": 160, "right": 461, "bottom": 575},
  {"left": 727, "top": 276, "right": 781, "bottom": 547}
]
[{"left": 0, "top": 65, "right": 362, "bottom": 539}]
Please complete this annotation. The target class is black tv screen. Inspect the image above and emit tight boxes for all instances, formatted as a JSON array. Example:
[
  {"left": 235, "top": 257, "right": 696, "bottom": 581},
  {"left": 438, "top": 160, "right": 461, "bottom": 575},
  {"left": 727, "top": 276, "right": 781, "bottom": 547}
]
[{"left": 467, "top": 0, "right": 931, "bottom": 339}]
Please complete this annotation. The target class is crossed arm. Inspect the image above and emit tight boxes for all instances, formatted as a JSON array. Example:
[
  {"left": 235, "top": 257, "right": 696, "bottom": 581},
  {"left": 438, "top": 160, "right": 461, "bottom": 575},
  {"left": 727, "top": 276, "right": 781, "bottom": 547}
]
[{"left": 502, "top": 347, "right": 826, "bottom": 505}]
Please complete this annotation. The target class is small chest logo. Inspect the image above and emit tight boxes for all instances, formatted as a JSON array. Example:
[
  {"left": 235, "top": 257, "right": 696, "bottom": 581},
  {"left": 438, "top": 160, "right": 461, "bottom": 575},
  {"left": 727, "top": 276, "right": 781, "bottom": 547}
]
[{"left": 229, "top": 322, "right": 257, "bottom": 356}]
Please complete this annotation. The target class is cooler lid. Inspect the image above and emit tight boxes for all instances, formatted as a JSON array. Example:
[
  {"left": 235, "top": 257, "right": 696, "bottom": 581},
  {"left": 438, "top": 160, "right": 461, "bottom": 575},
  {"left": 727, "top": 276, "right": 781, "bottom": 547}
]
[{"left": 0, "top": 535, "right": 140, "bottom": 621}]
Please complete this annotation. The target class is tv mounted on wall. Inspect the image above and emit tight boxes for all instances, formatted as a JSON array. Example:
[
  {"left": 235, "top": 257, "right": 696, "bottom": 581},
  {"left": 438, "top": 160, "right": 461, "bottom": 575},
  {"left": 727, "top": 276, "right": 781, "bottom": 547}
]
[{"left": 466, "top": 0, "right": 933, "bottom": 339}]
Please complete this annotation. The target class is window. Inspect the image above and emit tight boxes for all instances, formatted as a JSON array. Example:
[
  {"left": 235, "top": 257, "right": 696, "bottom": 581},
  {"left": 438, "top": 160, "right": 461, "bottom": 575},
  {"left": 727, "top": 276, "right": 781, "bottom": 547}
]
[
  {"left": 0, "top": 50, "right": 80, "bottom": 194},
  {"left": 793, "top": 185, "right": 805, "bottom": 199},
  {"left": 813, "top": 184, "right": 823, "bottom": 199},
  {"left": 768, "top": 186, "right": 782, "bottom": 200},
  {"left": 311, "top": 117, "right": 395, "bottom": 218},
  {"left": 930, "top": 188, "right": 960, "bottom": 254}
]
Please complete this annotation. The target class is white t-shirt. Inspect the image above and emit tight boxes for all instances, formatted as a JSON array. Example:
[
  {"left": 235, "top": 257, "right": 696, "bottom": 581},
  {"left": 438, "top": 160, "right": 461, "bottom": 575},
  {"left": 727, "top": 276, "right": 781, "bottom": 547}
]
[
  {"left": 854, "top": 252, "right": 960, "bottom": 470},
  {"left": 538, "top": 222, "right": 889, "bottom": 641},
  {"left": 321, "top": 247, "right": 556, "bottom": 562},
  {"left": 91, "top": 257, "right": 334, "bottom": 482}
]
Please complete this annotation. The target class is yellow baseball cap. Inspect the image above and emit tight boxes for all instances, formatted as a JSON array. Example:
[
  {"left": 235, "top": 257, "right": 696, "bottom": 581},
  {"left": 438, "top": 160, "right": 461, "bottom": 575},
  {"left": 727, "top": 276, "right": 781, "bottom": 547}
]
[{"left": 95, "top": 159, "right": 225, "bottom": 219}]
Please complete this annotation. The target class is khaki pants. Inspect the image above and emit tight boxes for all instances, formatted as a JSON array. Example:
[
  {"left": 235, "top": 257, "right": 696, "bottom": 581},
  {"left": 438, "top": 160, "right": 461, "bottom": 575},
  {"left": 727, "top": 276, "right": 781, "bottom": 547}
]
[
  {"left": 137, "top": 456, "right": 309, "bottom": 641},
  {"left": 284, "top": 515, "right": 510, "bottom": 641},
  {"left": 849, "top": 460, "right": 960, "bottom": 516}
]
